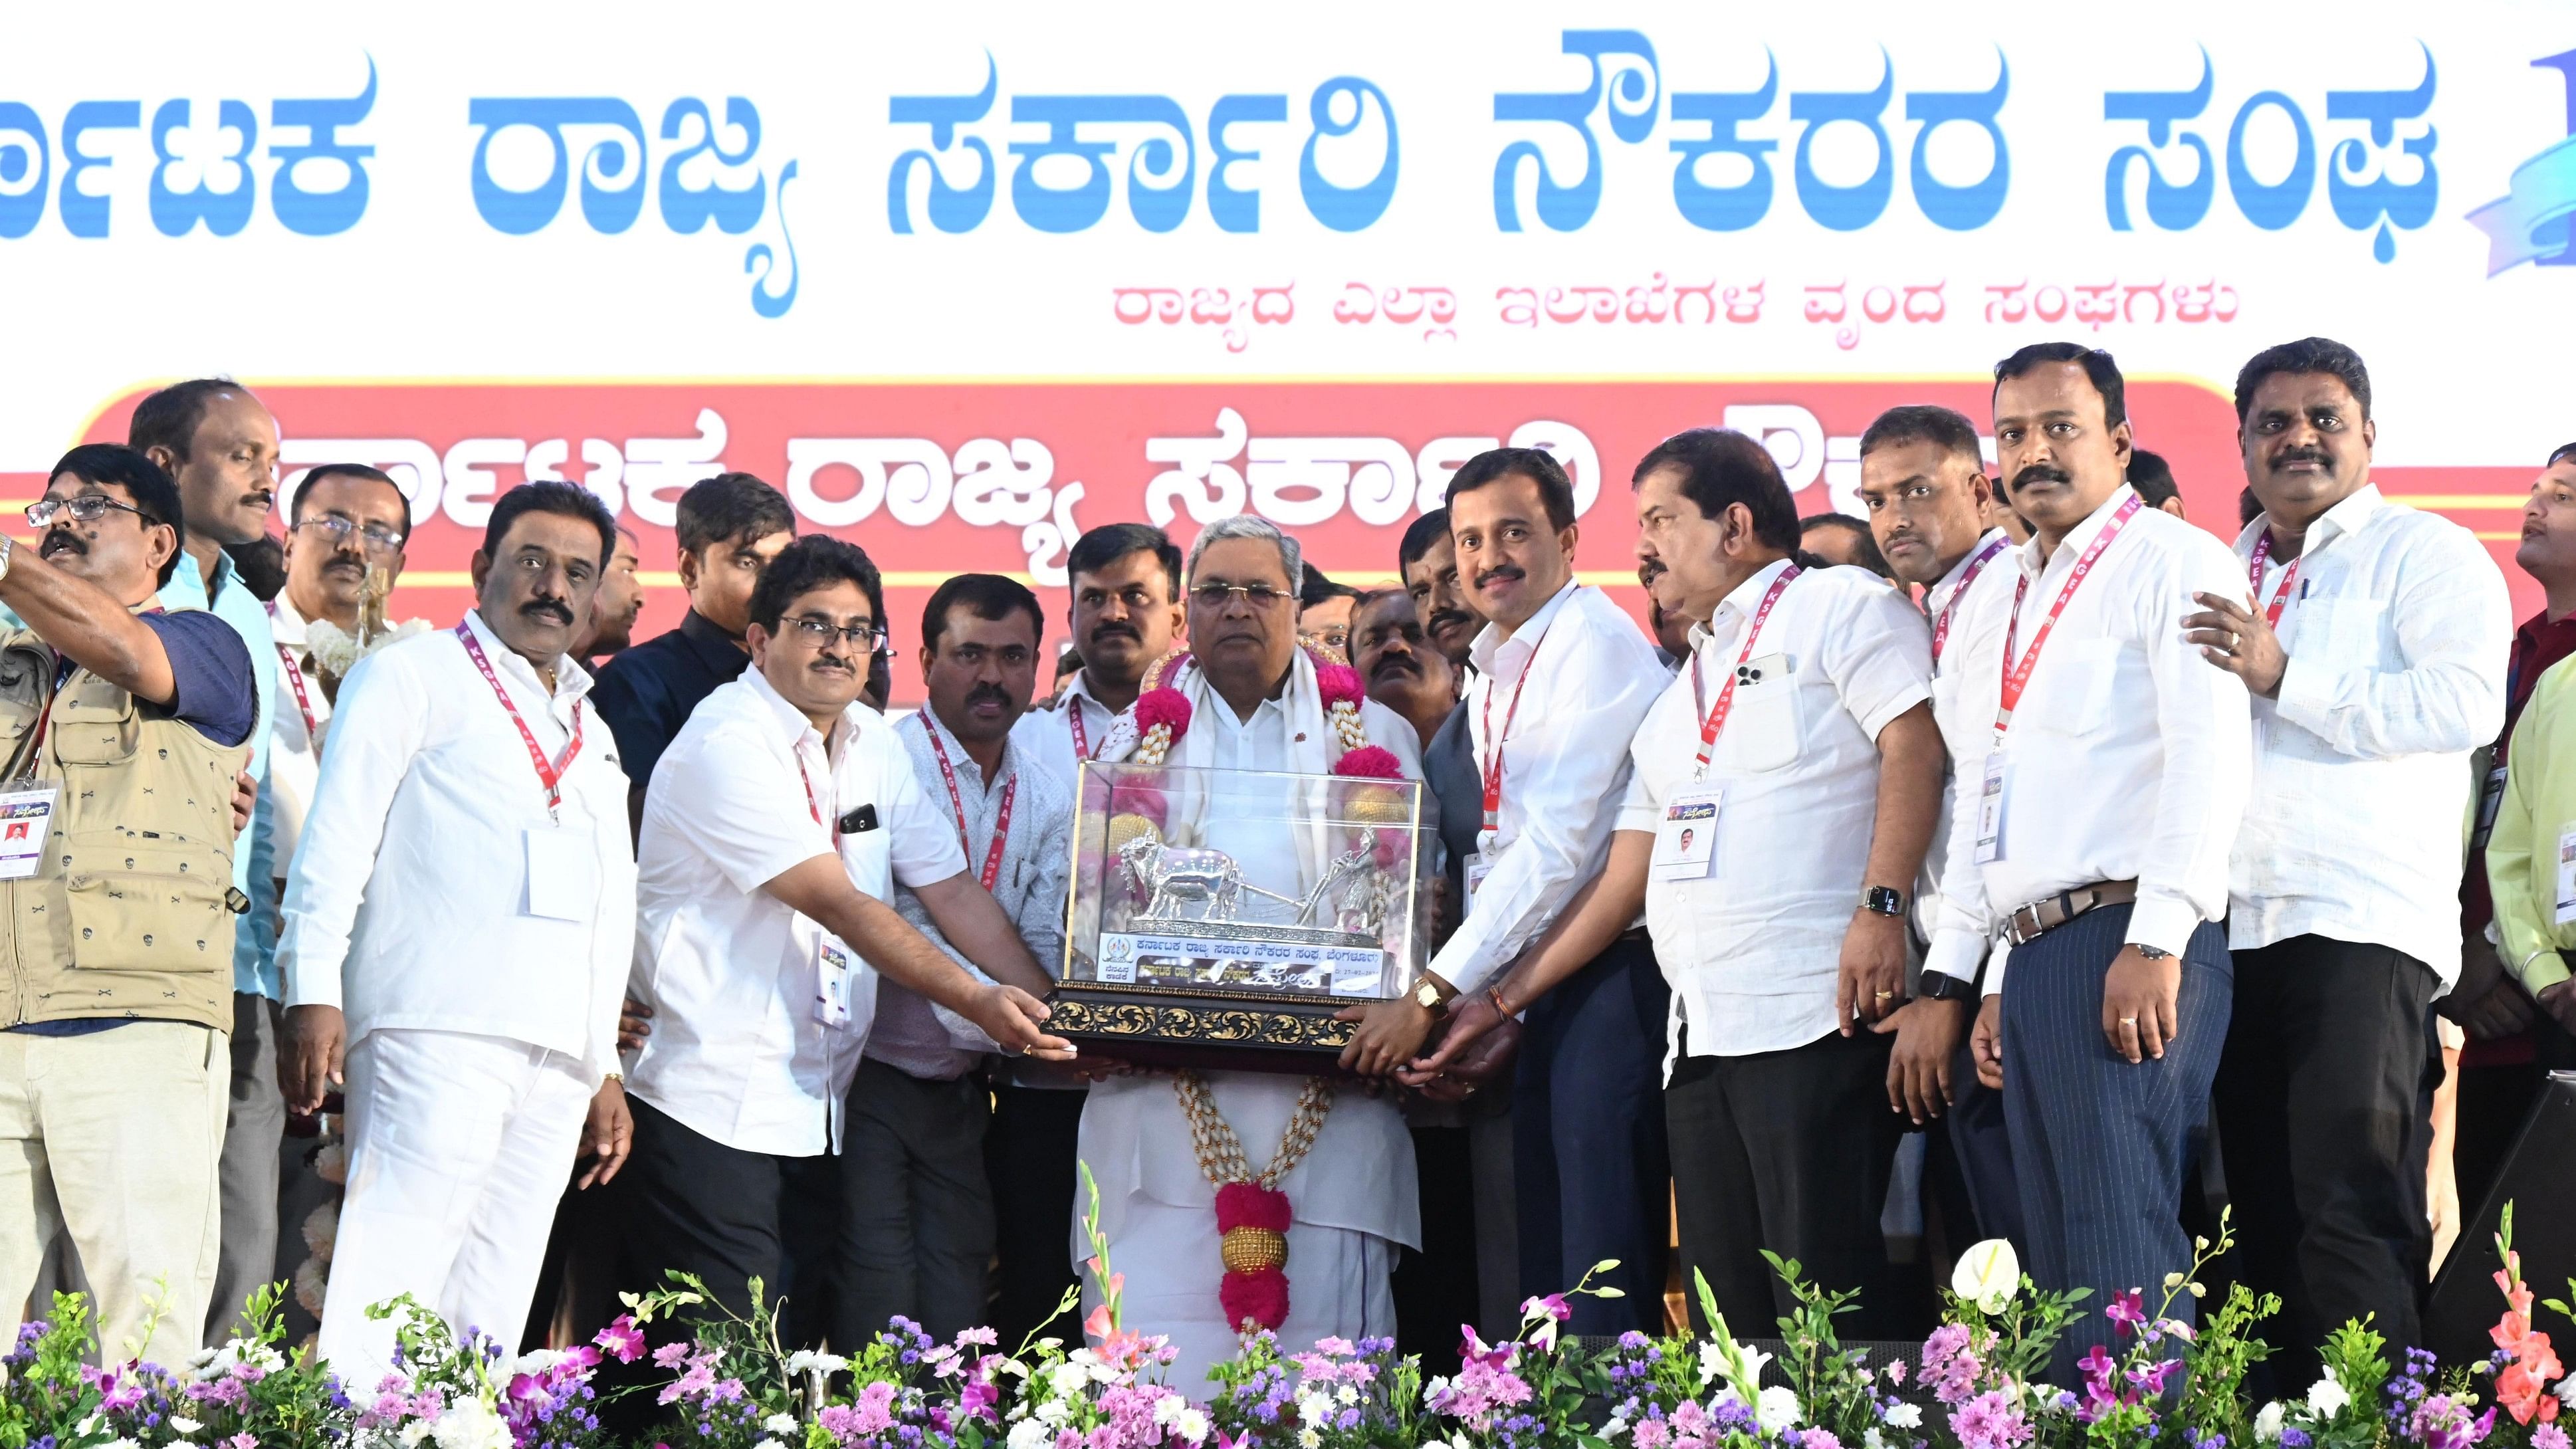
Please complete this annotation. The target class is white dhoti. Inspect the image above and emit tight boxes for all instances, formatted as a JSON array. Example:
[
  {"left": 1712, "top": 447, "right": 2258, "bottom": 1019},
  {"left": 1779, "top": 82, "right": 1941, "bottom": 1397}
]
[
  {"left": 320, "top": 1028, "right": 593, "bottom": 1390},
  {"left": 1075, "top": 1069, "right": 1418, "bottom": 1392}
]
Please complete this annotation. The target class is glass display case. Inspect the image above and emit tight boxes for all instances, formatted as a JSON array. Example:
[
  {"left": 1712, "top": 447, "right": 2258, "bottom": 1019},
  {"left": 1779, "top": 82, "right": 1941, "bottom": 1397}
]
[{"left": 1052, "top": 760, "right": 1433, "bottom": 1073}]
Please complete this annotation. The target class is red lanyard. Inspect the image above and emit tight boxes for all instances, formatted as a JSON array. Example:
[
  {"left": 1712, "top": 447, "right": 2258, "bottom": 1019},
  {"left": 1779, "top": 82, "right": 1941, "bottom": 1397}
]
[
  {"left": 1931, "top": 535, "right": 2008, "bottom": 665},
  {"left": 794, "top": 747, "right": 842, "bottom": 847},
  {"left": 2248, "top": 530, "right": 2301, "bottom": 629},
  {"left": 1067, "top": 698, "right": 1103, "bottom": 762},
  {"left": 1477, "top": 612, "right": 1561, "bottom": 832},
  {"left": 454, "top": 621, "right": 584, "bottom": 814},
  {"left": 925, "top": 724, "right": 1017, "bottom": 891},
  {"left": 276, "top": 644, "right": 321, "bottom": 742},
  {"left": 1995, "top": 495, "right": 2142, "bottom": 739},
  {"left": 1687, "top": 565, "right": 1801, "bottom": 776}
]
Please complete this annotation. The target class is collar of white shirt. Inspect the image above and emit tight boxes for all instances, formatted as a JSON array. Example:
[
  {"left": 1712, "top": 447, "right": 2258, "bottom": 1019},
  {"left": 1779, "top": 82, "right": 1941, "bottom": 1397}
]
[
  {"left": 1928, "top": 528, "right": 2011, "bottom": 613},
  {"left": 269, "top": 593, "right": 310, "bottom": 649},
  {"left": 738, "top": 657, "right": 851, "bottom": 762},
  {"left": 2233, "top": 482, "right": 2387, "bottom": 560},
  {"left": 1468, "top": 578, "right": 1580, "bottom": 682},
  {"left": 462, "top": 608, "right": 594, "bottom": 715},
  {"left": 1685, "top": 556, "right": 1798, "bottom": 652},
  {"left": 2016, "top": 483, "right": 2141, "bottom": 582}
]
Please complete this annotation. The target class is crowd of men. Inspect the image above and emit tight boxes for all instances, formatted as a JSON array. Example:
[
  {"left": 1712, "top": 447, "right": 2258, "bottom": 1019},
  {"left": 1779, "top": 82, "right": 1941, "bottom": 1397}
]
[{"left": 5, "top": 336, "right": 2573, "bottom": 1403}]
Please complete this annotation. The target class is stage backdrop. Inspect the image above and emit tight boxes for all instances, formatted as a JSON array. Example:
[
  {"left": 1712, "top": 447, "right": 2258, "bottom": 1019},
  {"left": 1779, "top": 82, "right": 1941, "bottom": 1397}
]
[{"left": 4, "top": 2, "right": 2571, "bottom": 704}]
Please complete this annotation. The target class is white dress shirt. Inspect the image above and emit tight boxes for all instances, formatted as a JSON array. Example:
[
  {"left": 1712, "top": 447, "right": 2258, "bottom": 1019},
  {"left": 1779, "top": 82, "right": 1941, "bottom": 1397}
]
[
  {"left": 877, "top": 706, "right": 1073, "bottom": 1080},
  {"left": 263, "top": 595, "right": 331, "bottom": 887},
  {"left": 2227, "top": 485, "right": 2509, "bottom": 984},
  {"left": 1010, "top": 668, "right": 1123, "bottom": 790},
  {"left": 1433, "top": 581, "right": 1667, "bottom": 996},
  {"left": 278, "top": 610, "right": 635, "bottom": 1083},
  {"left": 1081, "top": 652, "right": 1424, "bottom": 1252},
  {"left": 1925, "top": 487, "right": 2255, "bottom": 992},
  {"left": 1617, "top": 561, "right": 1933, "bottom": 1067},
  {"left": 625, "top": 667, "right": 967, "bottom": 1157},
  {"left": 1915, "top": 529, "right": 2016, "bottom": 948}
]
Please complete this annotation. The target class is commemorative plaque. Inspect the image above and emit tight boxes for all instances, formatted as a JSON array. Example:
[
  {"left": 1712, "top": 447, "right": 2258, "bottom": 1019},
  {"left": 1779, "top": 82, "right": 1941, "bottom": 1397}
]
[{"left": 1053, "top": 762, "right": 1433, "bottom": 1073}]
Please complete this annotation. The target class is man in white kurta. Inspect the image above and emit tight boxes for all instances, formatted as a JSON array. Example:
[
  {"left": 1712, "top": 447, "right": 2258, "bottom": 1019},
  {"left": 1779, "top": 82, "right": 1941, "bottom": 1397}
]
[
  {"left": 1081, "top": 516, "right": 1424, "bottom": 1389},
  {"left": 278, "top": 485, "right": 637, "bottom": 1388}
]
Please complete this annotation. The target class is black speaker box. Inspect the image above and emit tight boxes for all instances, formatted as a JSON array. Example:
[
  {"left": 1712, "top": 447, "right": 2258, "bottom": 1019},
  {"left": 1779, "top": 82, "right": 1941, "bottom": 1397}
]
[{"left": 2426, "top": 1070, "right": 2576, "bottom": 1365}]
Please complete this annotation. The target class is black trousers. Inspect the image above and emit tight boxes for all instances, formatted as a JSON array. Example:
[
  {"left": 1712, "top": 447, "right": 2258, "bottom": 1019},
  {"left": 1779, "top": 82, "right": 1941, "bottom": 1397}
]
[
  {"left": 619, "top": 1093, "right": 815, "bottom": 1329},
  {"left": 2216, "top": 933, "right": 2438, "bottom": 1385},
  {"left": 984, "top": 1081, "right": 1088, "bottom": 1349},
  {"left": 1513, "top": 935, "right": 1671, "bottom": 1335},
  {"left": 1392, "top": 1119, "right": 1481, "bottom": 1378},
  {"left": 1667, "top": 1026, "right": 1901, "bottom": 1337}
]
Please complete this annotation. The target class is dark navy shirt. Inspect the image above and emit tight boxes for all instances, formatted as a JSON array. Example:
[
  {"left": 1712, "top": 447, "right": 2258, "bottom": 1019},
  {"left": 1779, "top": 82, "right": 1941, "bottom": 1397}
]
[{"left": 590, "top": 610, "right": 752, "bottom": 790}]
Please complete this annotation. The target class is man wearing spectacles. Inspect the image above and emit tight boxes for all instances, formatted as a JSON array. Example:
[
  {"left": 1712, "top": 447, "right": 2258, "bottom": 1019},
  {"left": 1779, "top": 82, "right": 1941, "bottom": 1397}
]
[
  {"left": 0, "top": 444, "right": 259, "bottom": 1371},
  {"left": 1297, "top": 568, "right": 1362, "bottom": 665},
  {"left": 621, "top": 536, "right": 1071, "bottom": 1358}
]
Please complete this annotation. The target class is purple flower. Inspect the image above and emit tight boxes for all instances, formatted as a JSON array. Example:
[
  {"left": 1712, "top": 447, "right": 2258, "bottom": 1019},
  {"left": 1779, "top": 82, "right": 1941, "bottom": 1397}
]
[
  {"left": 2105, "top": 1290, "right": 2147, "bottom": 1333},
  {"left": 1949, "top": 1390, "right": 2034, "bottom": 1449}
]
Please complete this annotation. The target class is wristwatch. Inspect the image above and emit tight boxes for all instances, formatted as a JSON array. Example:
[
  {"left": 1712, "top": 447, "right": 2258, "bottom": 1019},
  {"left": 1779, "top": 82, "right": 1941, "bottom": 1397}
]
[
  {"left": 1862, "top": 885, "right": 1907, "bottom": 918},
  {"left": 2132, "top": 945, "right": 2175, "bottom": 960},
  {"left": 1917, "top": 970, "right": 1979, "bottom": 1003},
  {"left": 1412, "top": 976, "right": 1451, "bottom": 1016}
]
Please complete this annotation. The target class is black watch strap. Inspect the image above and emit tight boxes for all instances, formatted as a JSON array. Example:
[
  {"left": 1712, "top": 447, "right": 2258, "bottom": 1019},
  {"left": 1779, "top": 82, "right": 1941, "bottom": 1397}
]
[
  {"left": 1862, "top": 885, "right": 1907, "bottom": 917},
  {"left": 1917, "top": 970, "right": 1978, "bottom": 1002}
]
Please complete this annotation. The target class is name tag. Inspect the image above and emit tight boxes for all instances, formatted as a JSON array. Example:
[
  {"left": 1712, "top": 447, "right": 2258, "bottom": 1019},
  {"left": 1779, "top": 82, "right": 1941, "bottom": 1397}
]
[
  {"left": 1464, "top": 852, "right": 1493, "bottom": 901},
  {"left": 1973, "top": 752, "right": 2007, "bottom": 865},
  {"left": 523, "top": 827, "right": 596, "bottom": 921},
  {"left": 2557, "top": 828, "right": 2576, "bottom": 927},
  {"left": 813, "top": 935, "right": 857, "bottom": 1029},
  {"left": 1652, "top": 788, "right": 1721, "bottom": 882},
  {"left": 0, "top": 782, "right": 58, "bottom": 881}
]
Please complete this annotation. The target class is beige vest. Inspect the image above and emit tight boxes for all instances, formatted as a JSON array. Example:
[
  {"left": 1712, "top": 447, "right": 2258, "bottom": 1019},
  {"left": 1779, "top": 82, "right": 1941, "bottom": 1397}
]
[{"left": 0, "top": 617, "right": 251, "bottom": 1030}]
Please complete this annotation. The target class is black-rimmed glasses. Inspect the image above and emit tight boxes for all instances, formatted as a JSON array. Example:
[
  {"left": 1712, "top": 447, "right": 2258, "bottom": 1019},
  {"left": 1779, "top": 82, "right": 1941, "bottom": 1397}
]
[{"left": 27, "top": 495, "right": 151, "bottom": 530}]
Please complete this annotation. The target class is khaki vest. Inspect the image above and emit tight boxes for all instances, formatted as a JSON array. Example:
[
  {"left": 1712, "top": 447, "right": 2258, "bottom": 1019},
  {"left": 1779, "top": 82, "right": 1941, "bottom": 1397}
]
[{"left": 0, "top": 616, "right": 251, "bottom": 1030}]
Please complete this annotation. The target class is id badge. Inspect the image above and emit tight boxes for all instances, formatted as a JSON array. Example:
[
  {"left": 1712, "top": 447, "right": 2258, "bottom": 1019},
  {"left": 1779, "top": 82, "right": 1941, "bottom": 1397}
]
[
  {"left": 1652, "top": 789, "right": 1721, "bottom": 881},
  {"left": 0, "top": 782, "right": 59, "bottom": 881},
  {"left": 1973, "top": 752, "right": 2008, "bottom": 865},
  {"left": 813, "top": 935, "right": 855, "bottom": 1029},
  {"left": 2557, "top": 828, "right": 2576, "bottom": 927},
  {"left": 1464, "top": 853, "right": 1493, "bottom": 899},
  {"left": 523, "top": 828, "right": 595, "bottom": 921}
]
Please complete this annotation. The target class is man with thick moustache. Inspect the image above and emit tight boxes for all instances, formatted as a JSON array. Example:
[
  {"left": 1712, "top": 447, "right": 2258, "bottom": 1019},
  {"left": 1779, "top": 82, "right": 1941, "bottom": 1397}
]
[
  {"left": 1348, "top": 449, "right": 1671, "bottom": 1334},
  {"left": 1931, "top": 344, "right": 2252, "bottom": 1359},
  {"left": 2185, "top": 338, "right": 2507, "bottom": 1383},
  {"left": 1853, "top": 403, "right": 2023, "bottom": 1251},
  {"left": 1353, "top": 586, "right": 1458, "bottom": 751},
  {"left": 1014, "top": 523, "right": 1188, "bottom": 786}
]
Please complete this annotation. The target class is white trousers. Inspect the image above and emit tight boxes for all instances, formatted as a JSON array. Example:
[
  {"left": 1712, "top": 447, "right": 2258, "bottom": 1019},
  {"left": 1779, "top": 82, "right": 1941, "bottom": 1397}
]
[
  {"left": 319, "top": 1029, "right": 591, "bottom": 1391},
  {"left": 1, "top": 1022, "right": 226, "bottom": 1368},
  {"left": 1082, "top": 1196, "right": 1396, "bottom": 1394}
]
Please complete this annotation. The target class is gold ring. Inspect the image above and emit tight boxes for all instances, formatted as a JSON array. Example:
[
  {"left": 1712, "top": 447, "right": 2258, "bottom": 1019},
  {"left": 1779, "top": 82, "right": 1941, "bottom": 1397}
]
[
  {"left": 1874, "top": 991, "right": 1894, "bottom": 1000},
  {"left": 2119, "top": 1016, "right": 2139, "bottom": 1026}
]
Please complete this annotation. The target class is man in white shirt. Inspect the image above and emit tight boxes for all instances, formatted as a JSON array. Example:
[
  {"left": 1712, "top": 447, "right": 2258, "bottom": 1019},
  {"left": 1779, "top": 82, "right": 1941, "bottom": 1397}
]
[
  {"left": 1930, "top": 343, "right": 2254, "bottom": 1347},
  {"left": 1436, "top": 429, "right": 1942, "bottom": 1335},
  {"left": 861, "top": 573, "right": 1073, "bottom": 1342},
  {"left": 621, "top": 536, "right": 1070, "bottom": 1347},
  {"left": 1013, "top": 523, "right": 1186, "bottom": 785},
  {"left": 1080, "top": 514, "right": 1424, "bottom": 1389},
  {"left": 1347, "top": 449, "right": 1669, "bottom": 1333},
  {"left": 278, "top": 482, "right": 637, "bottom": 1385},
  {"left": 2180, "top": 338, "right": 2508, "bottom": 1378},
  {"left": 1853, "top": 405, "right": 2023, "bottom": 1250}
]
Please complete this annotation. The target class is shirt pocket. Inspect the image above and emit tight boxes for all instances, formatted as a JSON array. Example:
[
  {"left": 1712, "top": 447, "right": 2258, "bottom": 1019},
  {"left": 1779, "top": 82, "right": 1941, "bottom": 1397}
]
[
  {"left": 2290, "top": 597, "right": 2391, "bottom": 674},
  {"left": 837, "top": 813, "right": 897, "bottom": 899},
  {"left": 1717, "top": 655, "right": 1805, "bottom": 774},
  {"left": 2022, "top": 637, "right": 2123, "bottom": 737}
]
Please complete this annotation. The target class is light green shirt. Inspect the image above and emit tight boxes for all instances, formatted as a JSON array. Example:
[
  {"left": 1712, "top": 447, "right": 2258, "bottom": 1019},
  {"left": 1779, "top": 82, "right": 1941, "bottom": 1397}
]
[{"left": 2486, "top": 653, "right": 2576, "bottom": 996}]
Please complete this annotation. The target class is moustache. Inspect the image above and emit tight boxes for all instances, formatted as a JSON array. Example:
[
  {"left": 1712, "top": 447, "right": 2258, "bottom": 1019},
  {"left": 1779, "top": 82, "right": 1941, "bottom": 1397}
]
[
  {"left": 519, "top": 598, "right": 576, "bottom": 625},
  {"left": 2009, "top": 463, "right": 2071, "bottom": 493},
  {"left": 2272, "top": 447, "right": 2330, "bottom": 469},
  {"left": 39, "top": 532, "right": 86, "bottom": 559},
  {"left": 1370, "top": 652, "right": 1422, "bottom": 681},
  {"left": 1087, "top": 621, "right": 1139, "bottom": 644},
  {"left": 1428, "top": 607, "right": 1475, "bottom": 633},
  {"left": 1475, "top": 564, "right": 1525, "bottom": 590},
  {"left": 967, "top": 683, "right": 1012, "bottom": 708},
  {"left": 243, "top": 490, "right": 274, "bottom": 510}
]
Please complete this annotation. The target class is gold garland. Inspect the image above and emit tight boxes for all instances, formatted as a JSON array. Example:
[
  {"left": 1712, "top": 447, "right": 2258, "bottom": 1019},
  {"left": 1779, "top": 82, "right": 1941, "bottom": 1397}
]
[{"left": 1174, "top": 1071, "right": 1334, "bottom": 1190}]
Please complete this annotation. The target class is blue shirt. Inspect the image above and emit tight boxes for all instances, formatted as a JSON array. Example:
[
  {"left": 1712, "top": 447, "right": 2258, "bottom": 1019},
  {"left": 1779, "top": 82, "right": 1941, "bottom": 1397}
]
[
  {"left": 591, "top": 609, "right": 751, "bottom": 791},
  {"left": 161, "top": 552, "right": 279, "bottom": 998}
]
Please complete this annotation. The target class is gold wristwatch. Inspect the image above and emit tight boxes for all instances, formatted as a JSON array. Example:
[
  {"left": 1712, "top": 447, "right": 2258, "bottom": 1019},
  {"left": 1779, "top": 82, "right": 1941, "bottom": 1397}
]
[{"left": 1412, "top": 975, "right": 1450, "bottom": 1016}]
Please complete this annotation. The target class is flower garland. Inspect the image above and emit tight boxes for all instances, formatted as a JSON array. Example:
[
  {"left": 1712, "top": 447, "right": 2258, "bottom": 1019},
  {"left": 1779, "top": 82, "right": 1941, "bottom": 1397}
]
[
  {"left": 1176, "top": 1070, "right": 1335, "bottom": 1333},
  {"left": 1124, "top": 646, "right": 1399, "bottom": 1336}
]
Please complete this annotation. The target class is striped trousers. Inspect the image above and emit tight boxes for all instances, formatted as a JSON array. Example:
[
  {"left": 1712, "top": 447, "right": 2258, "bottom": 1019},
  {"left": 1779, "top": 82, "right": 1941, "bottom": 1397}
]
[{"left": 1998, "top": 902, "right": 2229, "bottom": 1369}]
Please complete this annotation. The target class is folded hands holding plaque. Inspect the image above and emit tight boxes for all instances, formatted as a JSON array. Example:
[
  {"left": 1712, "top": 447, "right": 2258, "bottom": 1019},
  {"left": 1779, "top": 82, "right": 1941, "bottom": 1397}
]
[{"left": 1054, "top": 653, "right": 1434, "bottom": 1073}]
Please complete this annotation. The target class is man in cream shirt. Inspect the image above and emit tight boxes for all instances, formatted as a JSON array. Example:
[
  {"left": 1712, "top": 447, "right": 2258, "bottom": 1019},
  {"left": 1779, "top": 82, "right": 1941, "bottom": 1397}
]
[{"left": 278, "top": 482, "right": 636, "bottom": 1385}]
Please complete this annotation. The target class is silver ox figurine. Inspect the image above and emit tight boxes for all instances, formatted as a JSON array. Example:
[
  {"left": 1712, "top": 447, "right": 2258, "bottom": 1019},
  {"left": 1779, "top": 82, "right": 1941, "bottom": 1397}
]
[{"left": 1117, "top": 832, "right": 1398, "bottom": 941}]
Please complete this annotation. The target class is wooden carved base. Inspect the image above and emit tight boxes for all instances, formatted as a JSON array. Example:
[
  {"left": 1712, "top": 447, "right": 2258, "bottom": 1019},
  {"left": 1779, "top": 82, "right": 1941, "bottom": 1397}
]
[{"left": 1045, "top": 980, "right": 1359, "bottom": 1076}]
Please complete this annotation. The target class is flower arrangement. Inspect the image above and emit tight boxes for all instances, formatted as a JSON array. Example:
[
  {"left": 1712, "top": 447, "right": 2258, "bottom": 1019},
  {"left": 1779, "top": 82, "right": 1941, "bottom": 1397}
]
[{"left": 12, "top": 1199, "right": 2573, "bottom": 1449}]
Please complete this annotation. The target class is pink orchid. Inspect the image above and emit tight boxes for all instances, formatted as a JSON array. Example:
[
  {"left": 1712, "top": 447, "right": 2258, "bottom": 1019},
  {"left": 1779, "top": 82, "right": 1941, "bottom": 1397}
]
[{"left": 595, "top": 1315, "right": 648, "bottom": 1363}]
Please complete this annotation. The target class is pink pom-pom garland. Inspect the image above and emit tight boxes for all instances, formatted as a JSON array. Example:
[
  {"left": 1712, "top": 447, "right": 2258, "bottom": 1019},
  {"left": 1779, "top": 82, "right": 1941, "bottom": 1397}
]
[
  {"left": 1311, "top": 661, "right": 1366, "bottom": 711},
  {"left": 1134, "top": 687, "right": 1194, "bottom": 741},
  {"left": 1332, "top": 745, "right": 1404, "bottom": 780}
]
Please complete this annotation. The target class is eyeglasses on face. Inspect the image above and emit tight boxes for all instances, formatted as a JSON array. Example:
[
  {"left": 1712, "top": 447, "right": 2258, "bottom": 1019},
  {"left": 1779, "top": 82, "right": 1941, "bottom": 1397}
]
[
  {"left": 787, "top": 615, "right": 892, "bottom": 653},
  {"left": 27, "top": 494, "right": 152, "bottom": 530},
  {"left": 1188, "top": 582, "right": 1292, "bottom": 609},
  {"left": 1299, "top": 628, "right": 1350, "bottom": 653},
  {"left": 294, "top": 513, "right": 407, "bottom": 554}
]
